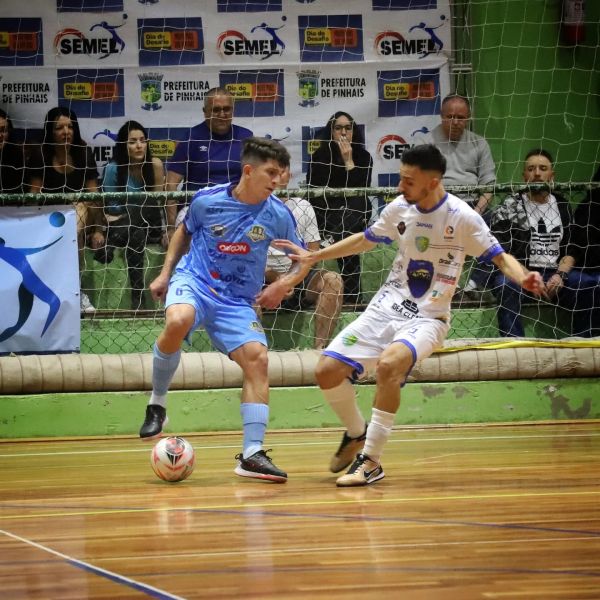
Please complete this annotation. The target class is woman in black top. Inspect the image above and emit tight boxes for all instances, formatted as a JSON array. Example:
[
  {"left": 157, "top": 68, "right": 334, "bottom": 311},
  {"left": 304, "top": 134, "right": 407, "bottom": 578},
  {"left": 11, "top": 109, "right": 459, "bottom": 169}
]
[
  {"left": 307, "top": 111, "right": 373, "bottom": 304},
  {"left": 0, "top": 109, "right": 26, "bottom": 193},
  {"left": 28, "top": 107, "right": 104, "bottom": 311}
]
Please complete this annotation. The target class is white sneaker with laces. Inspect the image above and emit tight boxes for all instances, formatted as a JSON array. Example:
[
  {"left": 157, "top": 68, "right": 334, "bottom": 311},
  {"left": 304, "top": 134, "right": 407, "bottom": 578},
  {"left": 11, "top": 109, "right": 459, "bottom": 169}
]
[
  {"left": 336, "top": 453, "right": 385, "bottom": 487},
  {"left": 80, "top": 292, "right": 96, "bottom": 313}
]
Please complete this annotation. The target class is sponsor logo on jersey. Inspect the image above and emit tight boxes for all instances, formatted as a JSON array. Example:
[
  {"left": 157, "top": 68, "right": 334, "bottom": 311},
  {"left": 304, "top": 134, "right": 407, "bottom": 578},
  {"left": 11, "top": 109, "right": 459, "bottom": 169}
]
[
  {"left": 444, "top": 225, "right": 454, "bottom": 239},
  {"left": 249, "top": 320, "right": 264, "bottom": 333},
  {"left": 416, "top": 221, "right": 433, "bottom": 229},
  {"left": 217, "top": 242, "right": 249, "bottom": 254},
  {"left": 435, "top": 272, "right": 456, "bottom": 285},
  {"left": 397, "top": 221, "right": 406, "bottom": 235}
]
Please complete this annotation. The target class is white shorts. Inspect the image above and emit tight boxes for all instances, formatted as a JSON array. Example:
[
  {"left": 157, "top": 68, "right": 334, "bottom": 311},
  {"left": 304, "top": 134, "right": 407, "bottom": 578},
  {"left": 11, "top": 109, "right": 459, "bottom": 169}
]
[{"left": 324, "top": 305, "right": 449, "bottom": 381}]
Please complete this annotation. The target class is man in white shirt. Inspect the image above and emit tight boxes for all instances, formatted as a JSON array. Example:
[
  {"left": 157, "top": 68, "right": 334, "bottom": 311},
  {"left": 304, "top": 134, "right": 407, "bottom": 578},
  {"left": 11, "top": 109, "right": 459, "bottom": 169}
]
[
  {"left": 275, "top": 145, "right": 544, "bottom": 486},
  {"left": 265, "top": 167, "right": 343, "bottom": 350}
]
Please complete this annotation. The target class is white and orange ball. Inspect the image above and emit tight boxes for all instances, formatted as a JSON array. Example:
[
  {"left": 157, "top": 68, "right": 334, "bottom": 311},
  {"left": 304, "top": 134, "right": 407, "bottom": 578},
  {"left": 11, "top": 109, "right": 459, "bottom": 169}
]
[{"left": 151, "top": 436, "right": 195, "bottom": 482}]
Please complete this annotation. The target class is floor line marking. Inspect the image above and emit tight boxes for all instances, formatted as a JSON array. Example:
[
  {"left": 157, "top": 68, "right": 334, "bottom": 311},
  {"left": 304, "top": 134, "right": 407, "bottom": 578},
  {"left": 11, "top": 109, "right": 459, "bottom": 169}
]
[
  {"left": 1, "top": 430, "right": 599, "bottom": 459},
  {"left": 1, "top": 489, "right": 599, "bottom": 522},
  {"left": 0, "top": 528, "right": 185, "bottom": 600}
]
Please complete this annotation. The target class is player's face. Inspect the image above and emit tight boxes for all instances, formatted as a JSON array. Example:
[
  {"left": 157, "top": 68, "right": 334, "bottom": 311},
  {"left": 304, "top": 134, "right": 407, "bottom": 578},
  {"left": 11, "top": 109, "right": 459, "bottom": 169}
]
[
  {"left": 0, "top": 117, "right": 8, "bottom": 150},
  {"left": 248, "top": 159, "right": 283, "bottom": 200},
  {"left": 441, "top": 98, "right": 470, "bottom": 142},
  {"left": 398, "top": 164, "right": 437, "bottom": 204},
  {"left": 523, "top": 154, "right": 554, "bottom": 183},
  {"left": 127, "top": 129, "right": 147, "bottom": 163},
  {"left": 204, "top": 94, "right": 234, "bottom": 135},
  {"left": 279, "top": 165, "right": 291, "bottom": 188},
  {"left": 53, "top": 115, "right": 74, "bottom": 147},
  {"left": 332, "top": 115, "right": 354, "bottom": 143}
]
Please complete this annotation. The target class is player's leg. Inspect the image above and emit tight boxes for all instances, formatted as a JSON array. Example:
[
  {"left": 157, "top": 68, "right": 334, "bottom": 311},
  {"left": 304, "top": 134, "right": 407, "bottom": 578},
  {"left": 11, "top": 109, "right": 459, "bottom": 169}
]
[
  {"left": 316, "top": 354, "right": 367, "bottom": 472},
  {"left": 209, "top": 303, "right": 287, "bottom": 482},
  {"left": 230, "top": 341, "right": 286, "bottom": 483},
  {"left": 337, "top": 318, "right": 448, "bottom": 487},
  {"left": 304, "top": 269, "right": 343, "bottom": 350},
  {"left": 140, "top": 275, "right": 200, "bottom": 439}
]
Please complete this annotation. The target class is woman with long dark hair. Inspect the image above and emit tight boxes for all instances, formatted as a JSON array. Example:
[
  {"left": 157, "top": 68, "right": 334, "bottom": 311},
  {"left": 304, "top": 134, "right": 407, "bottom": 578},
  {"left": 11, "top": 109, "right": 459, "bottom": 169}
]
[
  {"left": 0, "top": 109, "right": 27, "bottom": 193},
  {"left": 96, "top": 120, "right": 165, "bottom": 309},
  {"left": 28, "top": 106, "right": 104, "bottom": 311},
  {"left": 307, "top": 111, "right": 373, "bottom": 305}
]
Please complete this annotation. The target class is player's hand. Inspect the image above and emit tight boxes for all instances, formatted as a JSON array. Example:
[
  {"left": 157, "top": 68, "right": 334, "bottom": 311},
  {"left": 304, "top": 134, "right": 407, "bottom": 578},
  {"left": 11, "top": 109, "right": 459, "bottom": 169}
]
[
  {"left": 271, "top": 240, "right": 318, "bottom": 266},
  {"left": 545, "top": 273, "right": 564, "bottom": 300},
  {"left": 522, "top": 271, "right": 546, "bottom": 297},
  {"left": 149, "top": 273, "right": 170, "bottom": 302},
  {"left": 255, "top": 280, "right": 291, "bottom": 310}
]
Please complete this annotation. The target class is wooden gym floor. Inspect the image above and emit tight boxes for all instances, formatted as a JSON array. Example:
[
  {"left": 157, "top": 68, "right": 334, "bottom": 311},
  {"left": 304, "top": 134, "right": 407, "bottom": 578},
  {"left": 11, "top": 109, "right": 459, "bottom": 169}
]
[{"left": 0, "top": 422, "right": 599, "bottom": 599}]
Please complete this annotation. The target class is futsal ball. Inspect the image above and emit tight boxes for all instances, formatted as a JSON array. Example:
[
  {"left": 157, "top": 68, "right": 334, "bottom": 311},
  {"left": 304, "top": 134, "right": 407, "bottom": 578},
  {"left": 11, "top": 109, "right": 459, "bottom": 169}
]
[{"left": 151, "top": 436, "right": 195, "bottom": 482}]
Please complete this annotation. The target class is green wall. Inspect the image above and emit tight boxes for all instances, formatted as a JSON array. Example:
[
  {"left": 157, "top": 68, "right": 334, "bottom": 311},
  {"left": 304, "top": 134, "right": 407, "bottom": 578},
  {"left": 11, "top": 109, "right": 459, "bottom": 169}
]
[{"left": 466, "top": 0, "right": 600, "bottom": 183}]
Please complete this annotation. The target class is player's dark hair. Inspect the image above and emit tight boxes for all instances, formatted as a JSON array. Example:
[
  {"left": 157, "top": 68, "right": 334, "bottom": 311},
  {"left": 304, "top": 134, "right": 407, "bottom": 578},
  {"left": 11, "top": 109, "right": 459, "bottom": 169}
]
[
  {"left": 401, "top": 144, "right": 446, "bottom": 175},
  {"left": 241, "top": 136, "right": 290, "bottom": 169},
  {"left": 525, "top": 148, "right": 553, "bottom": 164}
]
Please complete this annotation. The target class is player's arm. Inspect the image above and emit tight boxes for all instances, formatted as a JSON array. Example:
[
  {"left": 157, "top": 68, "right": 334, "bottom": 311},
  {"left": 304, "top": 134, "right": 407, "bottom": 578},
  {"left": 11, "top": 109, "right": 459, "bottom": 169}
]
[
  {"left": 149, "top": 224, "right": 190, "bottom": 302},
  {"left": 274, "top": 232, "right": 376, "bottom": 267},
  {"left": 492, "top": 251, "right": 546, "bottom": 296},
  {"left": 165, "top": 170, "right": 184, "bottom": 232}
]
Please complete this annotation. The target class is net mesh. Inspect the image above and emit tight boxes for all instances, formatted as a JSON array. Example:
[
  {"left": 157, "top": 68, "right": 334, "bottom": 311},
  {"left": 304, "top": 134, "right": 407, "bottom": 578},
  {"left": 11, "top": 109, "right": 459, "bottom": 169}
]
[{"left": 0, "top": 0, "right": 599, "bottom": 355}]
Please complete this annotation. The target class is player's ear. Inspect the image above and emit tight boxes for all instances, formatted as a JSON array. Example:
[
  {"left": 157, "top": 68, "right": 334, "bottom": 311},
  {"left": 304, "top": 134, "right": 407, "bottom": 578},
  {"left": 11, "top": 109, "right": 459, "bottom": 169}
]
[{"left": 242, "top": 163, "right": 253, "bottom": 177}]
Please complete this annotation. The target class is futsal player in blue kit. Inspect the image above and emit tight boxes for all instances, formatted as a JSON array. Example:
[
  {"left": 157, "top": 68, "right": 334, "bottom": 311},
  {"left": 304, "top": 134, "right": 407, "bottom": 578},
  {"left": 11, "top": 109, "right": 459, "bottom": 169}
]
[
  {"left": 139, "top": 138, "right": 310, "bottom": 482},
  {"left": 276, "top": 145, "right": 545, "bottom": 486}
]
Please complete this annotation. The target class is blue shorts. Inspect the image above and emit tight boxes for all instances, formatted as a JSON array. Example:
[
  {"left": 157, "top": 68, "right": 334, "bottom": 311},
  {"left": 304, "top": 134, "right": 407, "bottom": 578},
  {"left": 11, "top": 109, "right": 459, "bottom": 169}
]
[{"left": 165, "top": 273, "right": 266, "bottom": 355}]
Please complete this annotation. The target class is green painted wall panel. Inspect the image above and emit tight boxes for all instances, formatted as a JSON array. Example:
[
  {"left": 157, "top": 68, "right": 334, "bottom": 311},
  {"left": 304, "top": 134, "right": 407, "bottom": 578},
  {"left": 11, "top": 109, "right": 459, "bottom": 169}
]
[{"left": 1, "top": 379, "right": 598, "bottom": 438}]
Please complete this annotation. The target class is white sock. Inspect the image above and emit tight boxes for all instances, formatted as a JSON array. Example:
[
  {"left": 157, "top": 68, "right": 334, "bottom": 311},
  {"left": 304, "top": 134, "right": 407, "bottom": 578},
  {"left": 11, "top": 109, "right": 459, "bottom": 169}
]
[
  {"left": 363, "top": 407, "right": 395, "bottom": 463},
  {"left": 322, "top": 379, "right": 366, "bottom": 438},
  {"left": 149, "top": 393, "right": 167, "bottom": 408}
]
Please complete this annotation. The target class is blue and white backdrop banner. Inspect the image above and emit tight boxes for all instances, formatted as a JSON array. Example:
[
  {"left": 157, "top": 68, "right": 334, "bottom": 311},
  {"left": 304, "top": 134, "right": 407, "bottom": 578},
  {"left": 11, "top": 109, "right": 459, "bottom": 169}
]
[{"left": 0, "top": 206, "right": 80, "bottom": 354}]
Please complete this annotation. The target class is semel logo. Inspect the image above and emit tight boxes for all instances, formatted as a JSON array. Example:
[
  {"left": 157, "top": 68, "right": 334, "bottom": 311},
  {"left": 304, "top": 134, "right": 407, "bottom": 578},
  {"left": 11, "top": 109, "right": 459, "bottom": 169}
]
[
  {"left": 218, "top": 242, "right": 250, "bottom": 254},
  {"left": 377, "top": 134, "right": 410, "bottom": 160},
  {"left": 217, "top": 19, "right": 286, "bottom": 60},
  {"left": 54, "top": 17, "right": 127, "bottom": 59}
]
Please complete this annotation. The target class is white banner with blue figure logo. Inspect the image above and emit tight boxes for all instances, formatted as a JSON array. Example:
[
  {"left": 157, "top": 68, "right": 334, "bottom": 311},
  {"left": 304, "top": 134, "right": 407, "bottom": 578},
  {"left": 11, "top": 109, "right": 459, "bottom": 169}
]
[{"left": 0, "top": 206, "right": 79, "bottom": 354}]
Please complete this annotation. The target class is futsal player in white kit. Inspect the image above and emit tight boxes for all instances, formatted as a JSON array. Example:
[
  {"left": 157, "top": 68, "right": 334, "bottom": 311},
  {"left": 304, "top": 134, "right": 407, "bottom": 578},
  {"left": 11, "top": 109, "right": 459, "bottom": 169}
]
[{"left": 276, "top": 144, "right": 545, "bottom": 486}]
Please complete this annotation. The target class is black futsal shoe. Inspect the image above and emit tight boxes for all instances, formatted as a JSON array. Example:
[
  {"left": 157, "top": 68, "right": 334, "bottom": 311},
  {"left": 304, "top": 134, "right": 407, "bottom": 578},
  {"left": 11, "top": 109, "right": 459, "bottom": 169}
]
[
  {"left": 234, "top": 449, "right": 288, "bottom": 483},
  {"left": 139, "top": 405, "right": 168, "bottom": 440},
  {"left": 330, "top": 424, "right": 368, "bottom": 473}
]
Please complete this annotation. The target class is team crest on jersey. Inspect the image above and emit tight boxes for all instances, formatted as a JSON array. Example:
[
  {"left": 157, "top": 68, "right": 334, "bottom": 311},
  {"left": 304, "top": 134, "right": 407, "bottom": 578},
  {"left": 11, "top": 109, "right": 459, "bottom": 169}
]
[
  {"left": 247, "top": 225, "right": 267, "bottom": 242},
  {"left": 444, "top": 225, "right": 454, "bottom": 240},
  {"left": 250, "top": 321, "right": 264, "bottom": 333},
  {"left": 397, "top": 221, "right": 406, "bottom": 235},
  {"left": 407, "top": 258, "right": 433, "bottom": 298},
  {"left": 415, "top": 236, "right": 429, "bottom": 252}
]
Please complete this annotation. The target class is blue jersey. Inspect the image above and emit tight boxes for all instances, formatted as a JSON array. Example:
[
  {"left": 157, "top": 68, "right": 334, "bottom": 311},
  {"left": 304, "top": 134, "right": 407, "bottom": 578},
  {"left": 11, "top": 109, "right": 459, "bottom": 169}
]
[
  {"left": 167, "top": 122, "right": 253, "bottom": 191},
  {"left": 178, "top": 183, "right": 303, "bottom": 303}
]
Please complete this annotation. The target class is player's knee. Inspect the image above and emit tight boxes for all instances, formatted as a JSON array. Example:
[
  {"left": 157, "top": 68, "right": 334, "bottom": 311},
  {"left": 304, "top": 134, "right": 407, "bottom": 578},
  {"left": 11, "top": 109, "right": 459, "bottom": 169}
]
[
  {"left": 164, "top": 312, "right": 194, "bottom": 338},
  {"left": 376, "top": 354, "right": 409, "bottom": 385},
  {"left": 315, "top": 356, "right": 345, "bottom": 389},
  {"left": 242, "top": 344, "right": 269, "bottom": 374},
  {"left": 322, "top": 271, "right": 343, "bottom": 294}
]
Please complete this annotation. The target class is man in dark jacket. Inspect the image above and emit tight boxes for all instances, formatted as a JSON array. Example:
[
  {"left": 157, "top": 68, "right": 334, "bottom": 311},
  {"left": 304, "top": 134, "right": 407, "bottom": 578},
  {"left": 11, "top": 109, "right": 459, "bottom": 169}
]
[{"left": 490, "top": 149, "right": 597, "bottom": 337}]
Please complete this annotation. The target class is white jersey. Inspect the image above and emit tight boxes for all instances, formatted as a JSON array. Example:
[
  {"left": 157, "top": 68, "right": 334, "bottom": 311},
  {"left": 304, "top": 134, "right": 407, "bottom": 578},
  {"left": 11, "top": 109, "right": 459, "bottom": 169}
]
[
  {"left": 365, "top": 192, "right": 503, "bottom": 322},
  {"left": 267, "top": 196, "right": 320, "bottom": 273}
]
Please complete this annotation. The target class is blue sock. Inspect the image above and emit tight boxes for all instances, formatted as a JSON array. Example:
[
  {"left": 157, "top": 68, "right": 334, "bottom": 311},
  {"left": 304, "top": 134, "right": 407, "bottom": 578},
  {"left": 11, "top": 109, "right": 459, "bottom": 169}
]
[
  {"left": 152, "top": 342, "right": 181, "bottom": 398},
  {"left": 241, "top": 403, "right": 269, "bottom": 459}
]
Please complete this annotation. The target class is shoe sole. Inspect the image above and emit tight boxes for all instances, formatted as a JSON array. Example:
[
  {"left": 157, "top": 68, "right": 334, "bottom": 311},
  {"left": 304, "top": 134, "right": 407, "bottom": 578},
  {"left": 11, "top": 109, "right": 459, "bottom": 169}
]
[
  {"left": 234, "top": 465, "right": 287, "bottom": 483},
  {"left": 139, "top": 416, "right": 169, "bottom": 442},
  {"left": 336, "top": 469, "right": 385, "bottom": 487}
]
